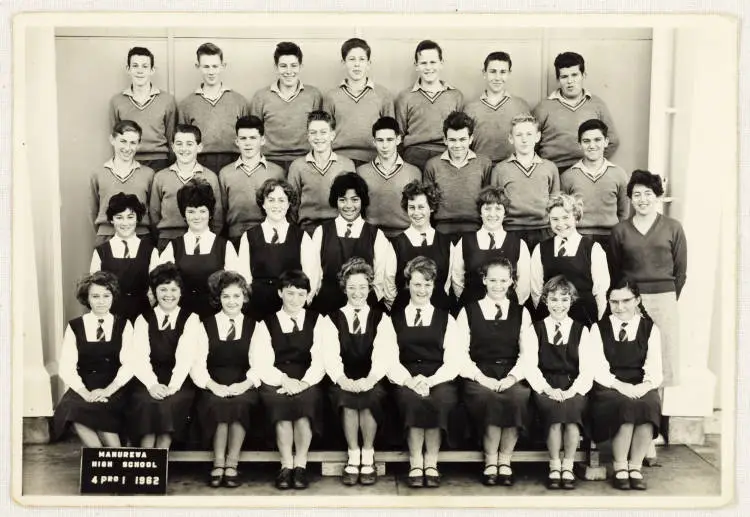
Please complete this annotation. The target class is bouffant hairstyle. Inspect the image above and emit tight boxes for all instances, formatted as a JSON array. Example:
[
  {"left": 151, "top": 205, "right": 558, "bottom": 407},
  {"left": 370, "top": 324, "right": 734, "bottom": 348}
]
[
  {"left": 541, "top": 274, "right": 579, "bottom": 305},
  {"left": 149, "top": 262, "right": 184, "bottom": 292},
  {"left": 177, "top": 178, "right": 216, "bottom": 219},
  {"left": 75, "top": 271, "right": 120, "bottom": 309},
  {"left": 106, "top": 193, "right": 146, "bottom": 223},
  {"left": 338, "top": 256, "right": 375, "bottom": 291},
  {"left": 207, "top": 270, "right": 250, "bottom": 310},
  {"left": 404, "top": 256, "right": 438, "bottom": 283},
  {"left": 546, "top": 193, "right": 584, "bottom": 223},
  {"left": 627, "top": 169, "right": 665, "bottom": 198}
]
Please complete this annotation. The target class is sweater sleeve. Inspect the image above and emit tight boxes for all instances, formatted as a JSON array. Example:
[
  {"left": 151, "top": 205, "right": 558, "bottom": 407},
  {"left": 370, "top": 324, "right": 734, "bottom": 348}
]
[
  {"left": 616, "top": 172, "right": 630, "bottom": 221},
  {"left": 209, "top": 175, "right": 224, "bottom": 235},
  {"left": 249, "top": 91, "right": 265, "bottom": 121},
  {"left": 599, "top": 100, "right": 619, "bottom": 158},
  {"left": 380, "top": 89, "right": 396, "bottom": 118},
  {"left": 672, "top": 221, "right": 688, "bottom": 299},
  {"left": 395, "top": 92, "right": 409, "bottom": 141},
  {"left": 608, "top": 225, "right": 624, "bottom": 285},
  {"left": 164, "top": 97, "right": 178, "bottom": 156},
  {"left": 149, "top": 175, "right": 163, "bottom": 230},
  {"left": 531, "top": 101, "right": 550, "bottom": 156},
  {"left": 89, "top": 173, "right": 100, "bottom": 232}
]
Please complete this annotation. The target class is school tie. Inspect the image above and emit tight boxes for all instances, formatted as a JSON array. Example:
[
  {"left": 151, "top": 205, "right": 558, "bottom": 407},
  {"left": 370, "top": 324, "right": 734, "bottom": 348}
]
[
  {"left": 557, "top": 237, "right": 568, "bottom": 257},
  {"left": 193, "top": 235, "right": 201, "bottom": 255},
  {"left": 160, "top": 314, "right": 170, "bottom": 330},
  {"left": 494, "top": 303, "right": 503, "bottom": 320},
  {"left": 270, "top": 227, "right": 279, "bottom": 244},
  {"left": 413, "top": 308, "right": 423, "bottom": 327},
  {"left": 420, "top": 232, "right": 428, "bottom": 247},
  {"left": 226, "top": 319, "right": 236, "bottom": 341},
  {"left": 618, "top": 322, "right": 628, "bottom": 342},
  {"left": 553, "top": 322, "right": 563, "bottom": 345},
  {"left": 122, "top": 240, "right": 131, "bottom": 259},
  {"left": 290, "top": 317, "right": 300, "bottom": 332},
  {"left": 344, "top": 223, "right": 353, "bottom": 238},
  {"left": 96, "top": 318, "right": 105, "bottom": 342},
  {"left": 488, "top": 233, "right": 497, "bottom": 250},
  {"left": 352, "top": 309, "right": 362, "bottom": 334}
]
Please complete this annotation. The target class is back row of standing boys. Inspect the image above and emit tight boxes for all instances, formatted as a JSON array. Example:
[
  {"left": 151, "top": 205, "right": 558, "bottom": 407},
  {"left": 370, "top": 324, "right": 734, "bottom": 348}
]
[{"left": 72, "top": 38, "right": 687, "bottom": 491}]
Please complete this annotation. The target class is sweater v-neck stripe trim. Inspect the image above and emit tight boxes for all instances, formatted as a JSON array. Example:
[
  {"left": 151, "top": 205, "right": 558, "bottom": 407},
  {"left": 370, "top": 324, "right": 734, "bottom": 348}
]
[
  {"left": 553, "top": 96, "right": 590, "bottom": 112},
  {"left": 127, "top": 94, "right": 159, "bottom": 111},
  {"left": 340, "top": 85, "right": 373, "bottom": 103},
  {"left": 371, "top": 161, "right": 403, "bottom": 180},
  {"left": 479, "top": 96, "right": 511, "bottom": 111},
  {"left": 417, "top": 89, "right": 445, "bottom": 103},
  {"left": 512, "top": 160, "right": 538, "bottom": 177}
]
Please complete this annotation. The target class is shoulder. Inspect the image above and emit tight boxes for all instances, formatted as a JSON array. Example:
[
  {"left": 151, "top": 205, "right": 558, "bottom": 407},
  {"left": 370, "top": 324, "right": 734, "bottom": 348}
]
[
  {"left": 177, "top": 93, "right": 197, "bottom": 108},
  {"left": 608, "top": 164, "right": 629, "bottom": 181},
  {"left": 201, "top": 169, "right": 221, "bottom": 183},
  {"left": 266, "top": 161, "right": 285, "bottom": 175},
  {"left": 372, "top": 83, "right": 394, "bottom": 98},
  {"left": 424, "top": 156, "right": 442, "bottom": 170},
  {"left": 218, "top": 163, "right": 236, "bottom": 179},
  {"left": 303, "top": 85, "right": 323, "bottom": 97},
  {"left": 508, "top": 95, "right": 531, "bottom": 109},
  {"left": 660, "top": 214, "right": 685, "bottom": 232},
  {"left": 288, "top": 157, "right": 307, "bottom": 174},
  {"left": 402, "top": 162, "right": 422, "bottom": 176},
  {"left": 337, "top": 156, "right": 356, "bottom": 170},
  {"left": 395, "top": 89, "right": 415, "bottom": 103},
  {"left": 587, "top": 94, "right": 610, "bottom": 107},
  {"left": 540, "top": 158, "right": 558, "bottom": 171},
  {"left": 475, "top": 154, "right": 493, "bottom": 168},
  {"left": 250, "top": 86, "right": 272, "bottom": 101},
  {"left": 157, "top": 91, "right": 177, "bottom": 105},
  {"left": 225, "top": 90, "right": 248, "bottom": 103},
  {"left": 532, "top": 98, "right": 554, "bottom": 112},
  {"left": 463, "top": 99, "right": 482, "bottom": 113}
]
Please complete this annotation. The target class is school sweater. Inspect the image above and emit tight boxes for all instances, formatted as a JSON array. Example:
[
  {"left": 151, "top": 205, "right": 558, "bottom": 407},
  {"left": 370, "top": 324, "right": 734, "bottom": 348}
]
[
  {"left": 609, "top": 214, "right": 687, "bottom": 297},
  {"left": 109, "top": 86, "right": 177, "bottom": 159},
  {"left": 287, "top": 152, "right": 356, "bottom": 227},
  {"left": 395, "top": 81, "right": 464, "bottom": 150},
  {"left": 323, "top": 80, "right": 395, "bottom": 163},
  {"left": 219, "top": 157, "right": 286, "bottom": 238},
  {"left": 464, "top": 93, "right": 531, "bottom": 162},
  {"left": 423, "top": 151, "right": 493, "bottom": 232},
  {"left": 149, "top": 165, "right": 224, "bottom": 239},
  {"left": 178, "top": 87, "right": 249, "bottom": 154},
  {"left": 561, "top": 161, "right": 630, "bottom": 235},
  {"left": 532, "top": 90, "right": 620, "bottom": 170},
  {"left": 490, "top": 154, "right": 560, "bottom": 230},
  {"left": 249, "top": 82, "right": 323, "bottom": 162},
  {"left": 356, "top": 156, "right": 422, "bottom": 233},
  {"left": 89, "top": 162, "right": 155, "bottom": 237}
]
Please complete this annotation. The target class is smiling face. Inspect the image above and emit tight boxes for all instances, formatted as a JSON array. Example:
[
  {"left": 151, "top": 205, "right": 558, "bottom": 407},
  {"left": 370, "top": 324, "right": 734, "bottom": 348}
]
[
  {"left": 480, "top": 202, "right": 505, "bottom": 232},
  {"left": 483, "top": 59, "right": 511, "bottom": 94},
  {"left": 482, "top": 263, "right": 513, "bottom": 302},
  {"left": 109, "top": 130, "right": 140, "bottom": 162},
  {"left": 545, "top": 289, "right": 572, "bottom": 321},
  {"left": 307, "top": 120, "right": 335, "bottom": 154},
  {"left": 197, "top": 53, "right": 224, "bottom": 87},
  {"left": 155, "top": 280, "right": 181, "bottom": 313},
  {"left": 275, "top": 54, "right": 301, "bottom": 89},
  {"left": 127, "top": 54, "right": 154, "bottom": 88},
  {"left": 343, "top": 47, "right": 370, "bottom": 83},
  {"left": 445, "top": 128, "right": 472, "bottom": 162},
  {"left": 172, "top": 132, "right": 202, "bottom": 166},
  {"left": 220, "top": 283, "right": 245, "bottom": 318},
  {"left": 406, "top": 194, "right": 432, "bottom": 231},
  {"left": 557, "top": 65, "right": 584, "bottom": 100},
  {"left": 337, "top": 188, "right": 362, "bottom": 222},
  {"left": 373, "top": 128, "right": 401, "bottom": 161},
  {"left": 608, "top": 286, "right": 640, "bottom": 321},
  {"left": 415, "top": 48, "right": 443, "bottom": 86},
  {"left": 408, "top": 270, "right": 435, "bottom": 307},
  {"left": 184, "top": 205, "right": 210, "bottom": 233},
  {"left": 345, "top": 273, "right": 370, "bottom": 308},
  {"left": 548, "top": 206, "right": 576, "bottom": 238},
  {"left": 630, "top": 184, "right": 658, "bottom": 217},
  {"left": 508, "top": 121, "right": 541, "bottom": 156},
  {"left": 263, "top": 185, "right": 290, "bottom": 223},
  {"left": 579, "top": 128, "right": 609, "bottom": 162},
  {"left": 235, "top": 127, "right": 265, "bottom": 161},
  {"left": 88, "top": 283, "right": 114, "bottom": 317},
  {"left": 278, "top": 285, "right": 308, "bottom": 315},
  {"left": 111, "top": 208, "right": 138, "bottom": 239}
]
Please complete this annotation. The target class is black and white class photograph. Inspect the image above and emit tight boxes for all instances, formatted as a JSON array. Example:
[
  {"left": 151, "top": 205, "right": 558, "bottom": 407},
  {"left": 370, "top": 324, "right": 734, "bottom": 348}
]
[{"left": 11, "top": 10, "right": 737, "bottom": 508}]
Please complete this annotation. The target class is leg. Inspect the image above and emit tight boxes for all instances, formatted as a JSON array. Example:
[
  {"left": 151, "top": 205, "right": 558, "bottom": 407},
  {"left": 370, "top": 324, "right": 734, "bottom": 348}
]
[
  {"left": 406, "top": 427, "right": 425, "bottom": 487},
  {"left": 546, "top": 423, "right": 562, "bottom": 488},
  {"left": 561, "top": 423, "right": 581, "bottom": 489},
  {"left": 292, "top": 417, "right": 313, "bottom": 489},
  {"left": 275, "top": 421, "right": 294, "bottom": 489},
  {"left": 359, "top": 409, "right": 378, "bottom": 485},
  {"left": 423, "top": 428, "right": 442, "bottom": 488},
  {"left": 611, "top": 423, "right": 634, "bottom": 489},
  {"left": 627, "top": 423, "right": 655, "bottom": 490},
  {"left": 140, "top": 433, "right": 156, "bottom": 448},
  {"left": 98, "top": 431, "right": 122, "bottom": 448},
  {"left": 341, "top": 408, "right": 361, "bottom": 485},
  {"left": 72, "top": 423, "right": 103, "bottom": 447},
  {"left": 482, "top": 425, "right": 501, "bottom": 485},
  {"left": 224, "top": 422, "right": 246, "bottom": 488},
  {"left": 154, "top": 434, "right": 172, "bottom": 450},
  {"left": 210, "top": 423, "right": 228, "bottom": 487},
  {"left": 498, "top": 427, "right": 519, "bottom": 485}
]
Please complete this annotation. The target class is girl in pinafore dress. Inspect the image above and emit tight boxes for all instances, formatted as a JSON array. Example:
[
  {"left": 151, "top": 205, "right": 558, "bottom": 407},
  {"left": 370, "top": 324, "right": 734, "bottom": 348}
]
[
  {"left": 89, "top": 193, "right": 159, "bottom": 322},
  {"left": 388, "top": 256, "right": 462, "bottom": 489},
  {"left": 526, "top": 275, "right": 593, "bottom": 490},
  {"left": 235, "top": 178, "right": 316, "bottom": 320},
  {"left": 53, "top": 271, "right": 133, "bottom": 447},
  {"left": 252, "top": 270, "right": 327, "bottom": 491},
  {"left": 159, "top": 178, "right": 238, "bottom": 320},
  {"left": 589, "top": 277, "right": 663, "bottom": 491},
  {"left": 383, "top": 180, "right": 454, "bottom": 313},
  {"left": 455, "top": 257, "right": 536, "bottom": 487},
  {"left": 322, "top": 257, "right": 396, "bottom": 486},
  {"left": 126, "top": 263, "right": 201, "bottom": 449},
  {"left": 191, "top": 271, "right": 262, "bottom": 489}
]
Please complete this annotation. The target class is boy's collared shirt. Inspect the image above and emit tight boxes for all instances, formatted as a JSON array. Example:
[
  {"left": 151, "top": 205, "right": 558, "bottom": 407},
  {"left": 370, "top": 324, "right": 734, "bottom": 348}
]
[
  {"left": 479, "top": 90, "right": 511, "bottom": 110},
  {"left": 440, "top": 149, "right": 477, "bottom": 169},
  {"left": 169, "top": 162, "right": 205, "bottom": 183},
  {"left": 508, "top": 152, "right": 545, "bottom": 177},
  {"left": 570, "top": 158, "right": 616, "bottom": 182},
  {"left": 372, "top": 154, "right": 404, "bottom": 178},
  {"left": 340, "top": 78, "right": 376, "bottom": 101},
  {"left": 103, "top": 158, "right": 142, "bottom": 182},
  {"left": 411, "top": 79, "right": 455, "bottom": 102},
  {"left": 305, "top": 151, "right": 339, "bottom": 175},
  {"left": 547, "top": 88, "right": 593, "bottom": 110},
  {"left": 122, "top": 84, "right": 162, "bottom": 109},
  {"left": 270, "top": 80, "right": 305, "bottom": 103},
  {"left": 194, "top": 83, "right": 233, "bottom": 105},
  {"left": 235, "top": 155, "right": 269, "bottom": 177}
]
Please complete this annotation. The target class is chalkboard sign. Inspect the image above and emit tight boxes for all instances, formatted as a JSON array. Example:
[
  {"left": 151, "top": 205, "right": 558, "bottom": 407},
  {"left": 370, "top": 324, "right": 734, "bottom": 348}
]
[{"left": 79, "top": 447, "right": 168, "bottom": 495}]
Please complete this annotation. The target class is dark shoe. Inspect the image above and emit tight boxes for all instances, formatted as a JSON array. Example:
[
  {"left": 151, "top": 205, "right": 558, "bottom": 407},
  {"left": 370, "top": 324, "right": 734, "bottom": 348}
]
[
  {"left": 629, "top": 470, "right": 647, "bottom": 490},
  {"left": 223, "top": 467, "right": 242, "bottom": 488},
  {"left": 613, "top": 470, "right": 630, "bottom": 490},
  {"left": 341, "top": 465, "right": 359, "bottom": 486},
  {"left": 293, "top": 466, "right": 309, "bottom": 489},
  {"left": 482, "top": 465, "right": 498, "bottom": 486},
  {"left": 209, "top": 467, "right": 224, "bottom": 488},
  {"left": 359, "top": 465, "right": 377, "bottom": 485},
  {"left": 546, "top": 470, "right": 561, "bottom": 490},
  {"left": 424, "top": 467, "right": 441, "bottom": 488},
  {"left": 560, "top": 470, "right": 576, "bottom": 490},
  {"left": 497, "top": 464, "right": 514, "bottom": 486},
  {"left": 407, "top": 467, "right": 424, "bottom": 488},
  {"left": 275, "top": 467, "right": 293, "bottom": 490}
]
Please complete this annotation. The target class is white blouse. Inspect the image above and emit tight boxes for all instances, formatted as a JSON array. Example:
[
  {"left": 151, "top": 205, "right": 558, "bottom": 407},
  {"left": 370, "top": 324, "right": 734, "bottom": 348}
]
[
  {"left": 159, "top": 230, "right": 238, "bottom": 267},
  {"left": 89, "top": 235, "right": 160, "bottom": 273}
]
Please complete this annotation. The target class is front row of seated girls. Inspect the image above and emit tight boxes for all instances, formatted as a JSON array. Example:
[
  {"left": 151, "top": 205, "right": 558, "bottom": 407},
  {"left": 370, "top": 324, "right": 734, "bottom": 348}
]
[{"left": 54, "top": 255, "right": 663, "bottom": 492}]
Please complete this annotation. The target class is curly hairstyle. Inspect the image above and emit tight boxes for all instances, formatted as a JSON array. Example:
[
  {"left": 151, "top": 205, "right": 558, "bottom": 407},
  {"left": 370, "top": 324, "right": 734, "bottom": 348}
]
[
  {"left": 75, "top": 271, "right": 120, "bottom": 309},
  {"left": 328, "top": 172, "right": 370, "bottom": 218},
  {"left": 476, "top": 185, "right": 510, "bottom": 213},
  {"left": 207, "top": 270, "right": 250, "bottom": 310},
  {"left": 255, "top": 178, "right": 298, "bottom": 221},
  {"left": 400, "top": 180, "right": 443, "bottom": 214},
  {"left": 149, "top": 262, "right": 184, "bottom": 292},
  {"left": 546, "top": 193, "right": 584, "bottom": 223},
  {"left": 337, "top": 256, "right": 374, "bottom": 291},
  {"left": 404, "top": 255, "right": 438, "bottom": 283},
  {"left": 541, "top": 274, "right": 579, "bottom": 305}
]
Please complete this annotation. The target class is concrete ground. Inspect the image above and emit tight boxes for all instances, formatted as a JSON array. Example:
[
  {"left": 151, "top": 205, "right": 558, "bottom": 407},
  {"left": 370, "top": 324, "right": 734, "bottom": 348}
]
[{"left": 22, "top": 435, "right": 721, "bottom": 498}]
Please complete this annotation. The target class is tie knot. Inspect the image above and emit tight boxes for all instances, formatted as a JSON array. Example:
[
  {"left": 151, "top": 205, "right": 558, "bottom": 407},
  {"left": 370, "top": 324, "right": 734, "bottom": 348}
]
[
  {"left": 555, "top": 322, "right": 561, "bottom": 330},
  {"left": 354, "top": 308, "right": 361, "bottom": 314},
  {"left": 229, "top": 318, "right": 235, "bottom": 324},
  {"left": 560, "top": 237, "right": 567, "bottom": 244},
  {"left": 420, "top": 232, "right": 427, "bottom": 238},
  {"left": 98, "top": 318, "right": 104, "bottom": 325}
]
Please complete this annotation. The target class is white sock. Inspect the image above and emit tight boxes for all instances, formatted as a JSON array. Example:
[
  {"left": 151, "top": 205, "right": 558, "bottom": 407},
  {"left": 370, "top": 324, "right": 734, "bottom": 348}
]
[
  {"left": 348, "top": 448, "right": 361, "bottom": 466},
  {"left": 361, "top": 448, "right": 375, "bottom": 465},
  {"left": 549, "top": 458, "right": 561, "bottom": 471},
  {"left": 293, "top": 457, "right": 307, "bottom": 469},
  {"left": 498, "top": 453, "right": 513, "bottom": 467},
  {"left": 561, "top": 458, "right": 574, "bottom": 472},
  {"left": 613, "top": 461, "right": 628, "bottom": 478}
]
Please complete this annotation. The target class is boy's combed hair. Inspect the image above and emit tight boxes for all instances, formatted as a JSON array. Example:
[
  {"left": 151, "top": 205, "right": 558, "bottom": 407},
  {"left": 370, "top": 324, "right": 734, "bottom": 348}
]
[
  {"left": 372, "top": 116, "right": 401, "bottom": 137},
  {"left": 546, "top": 193, "right": 584, "bottom": 222},
  {"left": 578, "top": 119, "right": 609, "bottom": 141},
  {"left": 177, "top": 177, "right": 216, "bottom": 217},
  {"left": 338, "top": 256, "right": 375, "bottom": 290},
  {"left": 404, "top": 256, "right": 438, "bottom": 283},
  {"left": 127, "top": 47, "right": 154, "bottom": 68},
  {"left": 541, "top": 274, "right": 579, "bottom": 305},
  {"left": 255, "top": 178, "right": 299, "bottom": 221},
  {"left": 483, "top": 51, "right": 512, "bottom": 71},
  {"left": 414, "top": 39, "right": 443, "bottom": 62},
  {"left": 479, "top": 257, "right": 517, "bottom": 285},
  {"left": 149, "top": 262, "right": 184, "bottom": 291},
  {"left": 328, "top": 172, "right": 370, "bottom": 216},
  {"left": 627, "top": 169, "right": 665, "bottom": 197},
  {"left": 278, "top": 269, "right": 311, "bottom": 292},
  {"left": 274, "top": 41, "right": 303, "bottom": 65},
  {"left": 341, "top": 38, "right": 371, "bottom": 60},
  {"left": 76, "top": 271, "right": 120, "bottom": 308},
  {"left": 509, "top": 112, "right": 540, "bottom": 131},
  {"left": 476, "top": 185, "right": 510, "bottom": 212},
  {"left": 307, "top": 110, "right": 336, "bottom": 130},
  {"left": 553, "top": 51, "right": 586, "bottom": 78},
  {"left": 174, "top": 124, "right": 202, "bottom": 144},
  {"left": 236, "top": 115, "right": 265, "bottom": 136},
  {"left": 400, "top": 180, "right": 443, "bottom": 213},
  {"left": 196, "top": 42, "right": 223, "bottom": 62},
  {"left": 111, "top": 120, "right": 143, "bottom": 138},
  {"left": 443, "top": 110, "right": 475, "bottom": 136},
  {"left": 208, "top": 270, "right": 250, "bottom": 309},
  {"left": 106, "top": 192, "right": 146, "bottom": 223}
]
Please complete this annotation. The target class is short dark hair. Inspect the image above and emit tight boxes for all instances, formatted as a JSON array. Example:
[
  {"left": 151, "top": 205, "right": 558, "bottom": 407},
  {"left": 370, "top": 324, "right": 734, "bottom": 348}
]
[
  {"left": 372, "top": 116, "right": 401, "bottom": 137},
  {"left": 278, "top": 269, "right": 311, "bottom": 292},
  {"left": 208, "top": 270, "right": 250, "bottom": 310},
  {"left": 127, "top": 47, "right": 154, "bottom": 68},
  {"left": 307, "top": 110, "right": 336, "bottom": 131},
  {"left": 177, "top": 178, "right": 216, "bottom": 218},
  {"left": 111, "top": 120, "right": 142, "bottom": 139},
  {"left": 554, "top": 52, "right": 585, "bottom": 79},
  {"left": 479, "top": 257, "right": 517, "bottom": 285},
  {"left": 338, "top": 257, "right": 375, "bottom": 291},
  {"left": 196, "top": 42, "right": 223, "bottom": 62},
  {"left": 627, "top": 169, "right": 664, "bottom": 197},
  {"left": 414, "top": 40, "right": 443, "bottom": 62},
  {"left": 174, "top": 124, "right": 202, "bottom": 145},
  {"left": 541, "top": 274, "right": 579, "bottom": 305},
  {"left": 329, "top": 172, "right": 370, "bottom": 217},
  {"left": 443, "top": 111, "right": 475, "bottom": 137},
  {"left": 149, "top": 262, "right": 184, "bottom": 292},
  {"left": 75, "top": 271, "right": 120, "bottom": 309},
  {"left": 578, "top": 119, "right": 609, "bottom": 141},
  {"left": 483, "top": 51, "right": 512, "bottom": 71},
  {"left": 274, "top": 41, "right": 303, "bottom": 65},
  {"left": 255, "top": 178, "right": 298, "bottom": 221},
  {"left": 341, "top": 38, "right": 371, "bottom": 60},
  {"left": 404, "top": 256, "right": 438, "bottom": 283},
  {"left": 236, "top": 115, "right": 265, "bottom": 136},
  {"left": 476, "top": 186, "right": 510, "bottom": 213},
  {"left": 106, "top": 193, "right": 146, "bottom": 223},
  {"left": 400, "top": 180, "right": 443, "bottom": 213}
]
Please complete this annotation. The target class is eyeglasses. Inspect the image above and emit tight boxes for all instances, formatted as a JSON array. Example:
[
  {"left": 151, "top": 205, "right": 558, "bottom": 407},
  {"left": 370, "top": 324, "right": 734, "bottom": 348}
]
[{"left": 608, "top": 297, "right": 636, "bottom": 306}]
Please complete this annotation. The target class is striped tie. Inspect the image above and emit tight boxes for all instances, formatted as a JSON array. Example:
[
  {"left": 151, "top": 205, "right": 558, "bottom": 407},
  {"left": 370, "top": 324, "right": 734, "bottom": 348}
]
[
  {"left": 344, "top": 223, "right": 353, "bottom": 238},
  {"left": 122, "top": 240, "right": 131, "bottom": 259},
  {"left": 270, "top": 228, "right": 279, "bottom": 244},
  {"left": 193, "top": 235, "right": 201, "bottom": 255},
  {"left": 352, "top": 309, "right": 362, "bottom": 334},
  {"left": 414, "top": 308, "right": 423, "bottom": 327},
  {"left": 420, "top": 233, "right": 428, "bottom": 247},
  {"left": 553, "top": 322, "right": 563, "bottom": 345},
  {"left": 557, "top": 237, "right": 568, "bottom": 257},
  {"left": 291, "top": 317, "right": 300, "bottom": 332},
  {"left": 494, "top": 304, "right": 503, "bottom": 320},
  {"left": 618, "top": 322, "right": 628, "bottom": 342},
  {"left": 96, "top": 318, "right": 105, "bottom": 342},
  {"left": 488, "top": 233, "right": 496, "bottom": 250},
  {"left": 226, "top": 319, "right": 236, "bottom": 340},
  {"left": 160, "top": 314, "right": 170, "bottom": 330}
]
